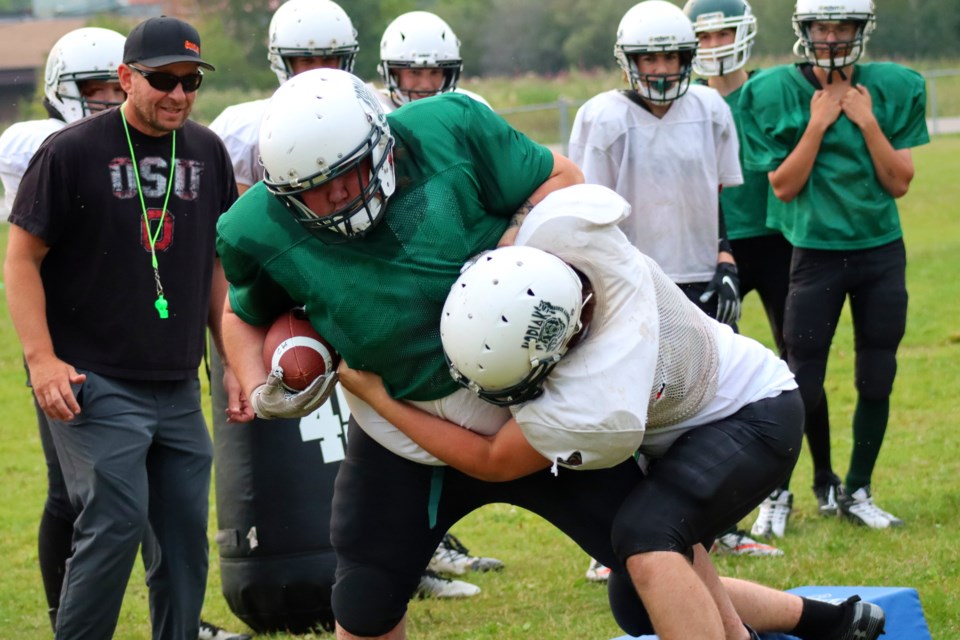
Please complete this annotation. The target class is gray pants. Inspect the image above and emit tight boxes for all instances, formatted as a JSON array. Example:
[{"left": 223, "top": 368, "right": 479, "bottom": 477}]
[{"left": 49, "top": 370, "right": 213, "bottom": 640}]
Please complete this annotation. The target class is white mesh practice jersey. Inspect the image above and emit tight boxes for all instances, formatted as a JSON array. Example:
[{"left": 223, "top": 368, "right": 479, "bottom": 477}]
[
  {"left": 208, "top": 99, "right": 269, "bottom": 189},
  {"left": 513, "top": 185, "right": 795, "bottom": 469},
  {"left": 0, "top": 118, "right": 64, "bottom": 217},
  {"left": 569, "top": 85, "right": 743, "bottom": 283}
]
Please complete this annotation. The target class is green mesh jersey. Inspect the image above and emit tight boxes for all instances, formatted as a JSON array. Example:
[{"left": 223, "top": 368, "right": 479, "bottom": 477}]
[
  {"left": 217, "top": 93, "right": 554, "bottom": 401},
  {"left": 739, "top": 62, "right": 929, "bottom": 250},
  {"left": 721, "top": 79, "right": 776, "bottom": 241}
]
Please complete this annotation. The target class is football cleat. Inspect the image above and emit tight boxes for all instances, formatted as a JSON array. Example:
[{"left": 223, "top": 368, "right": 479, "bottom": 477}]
[
  {"left": 751, "top": 489, "right": 793, "bottom": 538},
  {"left": 839, "top": 485, "right": 904, "bottom": 529},
  {"left": 428, "top": 533, "right": 504, "bottom": 575},
  {"left": 711, "top": 530, "right": 784, "bottom": 557}
]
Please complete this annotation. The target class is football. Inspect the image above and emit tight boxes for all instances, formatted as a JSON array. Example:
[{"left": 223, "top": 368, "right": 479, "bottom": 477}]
[{"left": 262, "top": 308, "right": 340, "bottom": 392}]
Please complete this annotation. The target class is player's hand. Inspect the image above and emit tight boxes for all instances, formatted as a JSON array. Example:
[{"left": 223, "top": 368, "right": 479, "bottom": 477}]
[
  {"left": 809, "top": 90, "right": 842, "bottom": 131},
  {"left": 250, "top": 367, "right": 338, "bottom": 419},
  {"left": 700, "top": 262, "right": 741, "bottom": 326},
  {"left": 28, "top": 355, "right": 87, "bottom": 422},
  {"left": 222, "top": 364, "right": 255, "bottom": 423},
  {"left": 840, "top": 84, "right": 876, "bottom": 130},
  {"left": 337, "top": 360, "right": 389, "bottom": 406}
]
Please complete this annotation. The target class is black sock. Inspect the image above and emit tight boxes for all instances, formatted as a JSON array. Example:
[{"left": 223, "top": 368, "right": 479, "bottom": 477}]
[{"left": 791, "top": 596, "right": 846, "bottom": 639}]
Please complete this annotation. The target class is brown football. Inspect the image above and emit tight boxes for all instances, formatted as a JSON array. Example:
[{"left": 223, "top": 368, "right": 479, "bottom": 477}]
[{"left": 262, "top": 308, "right": 340, "bottom": 392}]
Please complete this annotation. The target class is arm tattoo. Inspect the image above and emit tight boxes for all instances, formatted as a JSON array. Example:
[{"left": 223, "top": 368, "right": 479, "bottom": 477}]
[{"left": 508, "top": 200, "right": 535, "bottom": 229}]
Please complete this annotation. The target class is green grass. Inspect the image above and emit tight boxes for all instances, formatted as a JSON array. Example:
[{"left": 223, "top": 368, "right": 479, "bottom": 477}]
[{"left": 1, "top": 145, "right": 959, "bottom": 638}]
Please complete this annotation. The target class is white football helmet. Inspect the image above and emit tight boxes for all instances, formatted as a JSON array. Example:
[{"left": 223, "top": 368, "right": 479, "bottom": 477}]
[
  {"left": 378, "top": 11, "right": 463, "bottom": 106},
  {"left": 259, "top": 69, "right": 396, "bottom": 240},
  {"left": 268, "top": 0, "right": 359, "bottom": 84},
  {"left": 615, "top": 0, "right": 699, "bottom": 104},
  {"left": 684, "top": 0, "right": 757, "bottom": 76},
  {"left": 441, "top": 246, "right": 585, "bottom": 406},
  {"left": 793, "top": 0, "right": 876, "bottom": 76},
  {"left": 44, "top": 27, "right": 125, "bottom": 124}
]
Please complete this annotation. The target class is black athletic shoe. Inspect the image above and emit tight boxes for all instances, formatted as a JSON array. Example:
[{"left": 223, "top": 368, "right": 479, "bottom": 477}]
[
  {"left": 813, "top": 472, "right": 842, "bottom": 516},
  {"left": 836, "top": 595, "right": 886, "bottom": 640}
]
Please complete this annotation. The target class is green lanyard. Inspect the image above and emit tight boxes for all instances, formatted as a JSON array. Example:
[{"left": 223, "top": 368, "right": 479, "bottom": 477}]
[{"left": 120, "top": 105, "right": 176, "bottom": 319}]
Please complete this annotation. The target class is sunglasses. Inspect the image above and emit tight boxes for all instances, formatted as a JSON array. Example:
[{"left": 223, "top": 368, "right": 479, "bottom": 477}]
[{"left": 129, "top": 65, "right": 203, "bottom": 93}]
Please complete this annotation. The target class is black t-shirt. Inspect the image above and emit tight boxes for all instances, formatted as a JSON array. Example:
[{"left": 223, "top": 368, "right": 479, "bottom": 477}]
[{"left": 10, "top": 107, "right": 238, "bottom": 380}]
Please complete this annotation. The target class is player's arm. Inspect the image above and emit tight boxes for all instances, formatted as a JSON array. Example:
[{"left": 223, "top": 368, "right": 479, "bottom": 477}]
[
  {"left": 3, "top": 225, "right": 86, "bottom": 421},
  {"left": 768, "top": 90, "right": 842, "bottom": 202},
  {"left": 499, "top": 150, "right": 583, "bottom": 247},
  {"left": 338, "top": 362, "right": 551, "bottom": 481},
  {"left": 221, "top": 296, "right": 269, "bottom": 422},
  {"left": 841, "top": 84, "right": 915, "bottom": 198},
  {"left": 208, "top": 258, "right": 246, "bottom": 420}
]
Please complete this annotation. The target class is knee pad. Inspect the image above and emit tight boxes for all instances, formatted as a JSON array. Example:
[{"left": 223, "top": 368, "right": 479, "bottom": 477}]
[
  {"left": 332, "top": 566, "right": 412, "bottom": 637},
  {"left": 611, "top": 508, "right": 691, "bottom": 563},
  {"left": 855, "top": 348, "right": 897, "bottom": 399}
]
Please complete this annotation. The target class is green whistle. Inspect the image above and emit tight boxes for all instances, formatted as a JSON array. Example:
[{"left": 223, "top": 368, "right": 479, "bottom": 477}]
[{"left": 155, "top": 295, "right": 169, "bottom": 319}]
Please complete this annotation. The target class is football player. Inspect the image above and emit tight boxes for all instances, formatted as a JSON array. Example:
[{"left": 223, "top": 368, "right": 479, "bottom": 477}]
[
  {"left": 375, "top": 11, "right": 490, "bottom": 111},
  {"left": 337, "top": 183, "right": 887, "bottom": 640},
  {"left": 739, "top": 0, "right": 927, "bottom": 531}
]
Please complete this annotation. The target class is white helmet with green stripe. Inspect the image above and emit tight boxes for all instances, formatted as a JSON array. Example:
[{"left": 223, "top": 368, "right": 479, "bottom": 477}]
[{"left": 683, "top": 0, "right": 757, "bottom": 76}]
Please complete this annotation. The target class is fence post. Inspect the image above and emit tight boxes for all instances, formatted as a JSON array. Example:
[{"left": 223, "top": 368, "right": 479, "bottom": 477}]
[
  {"left": 558, "top": 97, "right": 571, "bottom": 157},
  {"left": 927, "top": 74, "right": 939, "bottom": 136}
]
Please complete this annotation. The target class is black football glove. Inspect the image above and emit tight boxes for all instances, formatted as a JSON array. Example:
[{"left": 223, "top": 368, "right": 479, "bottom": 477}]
[{"left": 699, "top": 262, "right": 741, "bottom": 326}]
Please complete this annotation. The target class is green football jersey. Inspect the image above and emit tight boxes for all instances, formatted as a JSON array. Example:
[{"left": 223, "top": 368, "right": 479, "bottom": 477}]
[
  {"left": 739, "top": 62, "right": 929, "bottom": 250},
  {"left": 721, "top": 80, "right": 776, "bottom": 241},
  {"left": 217, "top": 94, "right": 554, "bottom": 400}
]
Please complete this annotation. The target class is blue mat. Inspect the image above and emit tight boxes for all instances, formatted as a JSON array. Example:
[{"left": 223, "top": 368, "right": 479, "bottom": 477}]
[{"left": 612, "top": 585, "right": 931, "bottom": 640}]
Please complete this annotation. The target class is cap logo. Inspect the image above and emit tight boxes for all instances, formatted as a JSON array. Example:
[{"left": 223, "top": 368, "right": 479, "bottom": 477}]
[{"left": 184, "top": 40, "right": 200, "bottom": 55}]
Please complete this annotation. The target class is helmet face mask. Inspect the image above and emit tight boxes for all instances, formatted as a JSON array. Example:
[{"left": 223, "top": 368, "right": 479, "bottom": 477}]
[
  {"left": 684, "top": 0, "right": 757, "bottom": 76},
  {"left": 615, "top": 1, "right": 699, "bottom": 105},
  {"left": 259, "top": 69, "right": 396, "bottom": 241},
  {"left": 378, "top": 11, "right": 463, "bottom": 106},
  {"left": 441, "top": 246, "right": 585, "bottom": 407},
  {"left": 267, "top": 0, "right": 359, "bottom": 84},
  {"left": 45, "top": 27, "right": 126, "bottom": 123},
  {"left": 792, "top": 0, "right": 876, "bottom": 76}
]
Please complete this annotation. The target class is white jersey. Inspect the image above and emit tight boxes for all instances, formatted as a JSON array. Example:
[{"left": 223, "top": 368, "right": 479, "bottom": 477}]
[
  {"left": 345, "top": 386, "right": 511, "bottom": 465},
  {"left": 0, "top": 118, "right": 65, "bottom": 218},
  {"left": 513, "top": 185, "right": 795, "bottom": 470},
  {"left": 569, "top": 85, "right": 742, "bottom": 284},
  {"left": 374, "top": 86, "right": 492, "bottom": 113},
  {"left": 208, "top": 99, "right": 269, "bottom": 189}
]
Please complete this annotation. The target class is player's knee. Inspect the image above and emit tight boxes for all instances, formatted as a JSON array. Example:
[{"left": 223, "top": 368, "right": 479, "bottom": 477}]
[
  {"left": 332, "top": 566, "right": 410, "bottom": 637},
  {"left": 787, "top": 357, "right": 828, "bottom": 410},
  {"left": 855, "top": 349, "right": 897, "bottom": 399}
]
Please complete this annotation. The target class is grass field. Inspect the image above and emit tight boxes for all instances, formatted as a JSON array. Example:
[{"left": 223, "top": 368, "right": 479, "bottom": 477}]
[{"left": 0, "top": 137, "right": 958, "bottom": 638}]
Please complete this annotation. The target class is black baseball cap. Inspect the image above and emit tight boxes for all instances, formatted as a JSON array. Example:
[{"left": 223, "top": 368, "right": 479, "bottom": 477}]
[{"left": 123, "top": 16, "right": 215, "bottom": 70}]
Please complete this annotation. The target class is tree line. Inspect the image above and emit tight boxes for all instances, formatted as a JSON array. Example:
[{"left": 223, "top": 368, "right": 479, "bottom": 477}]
[{"left": 67, "top": 0, "right": 960, "bottom": 92}]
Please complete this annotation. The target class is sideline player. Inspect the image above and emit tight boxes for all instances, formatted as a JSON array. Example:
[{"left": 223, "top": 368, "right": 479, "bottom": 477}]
[
  {"left": 375, "top": 11, "right": 490, "bottom": 111},
  {"left": 570, "top": 0, "right": 780, "bottom": 572},
  {"left": 683, "top": 0, "right": 834, "bottom": 541},
  {"left": 739, "top": 0, "right": 927, "bottom": 530},
  {"left": 337, "top": 183, "right": 887, "bottom": 640}
]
